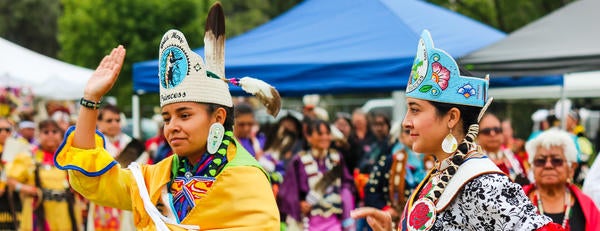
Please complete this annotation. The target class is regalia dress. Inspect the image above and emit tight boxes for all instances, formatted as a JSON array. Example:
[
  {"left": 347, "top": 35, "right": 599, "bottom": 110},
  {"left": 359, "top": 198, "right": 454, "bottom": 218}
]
[
  {"left": 399, "top": 128, "right": 552, "bottom": 231},
  {"left": 54, "top": 127, "right": 279, "bottom": 230},
  {"left": 278, "top": 149, "right": 354, "bottom": 230},
  {"left": 8, "top": 147, "right": 84, "bottom": 230},
  {"left": 0, "top": 156, "right": 21, "bottom": 230}
]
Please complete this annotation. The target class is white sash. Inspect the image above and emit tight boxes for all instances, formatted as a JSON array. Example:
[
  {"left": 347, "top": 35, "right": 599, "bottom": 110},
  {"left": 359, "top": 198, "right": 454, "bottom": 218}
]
[
  {"left": 435, "top": 157, "right": 504, "bottom": 211},
  {"left": 128, "top": 162, "right": 200, "bottom": 231}
]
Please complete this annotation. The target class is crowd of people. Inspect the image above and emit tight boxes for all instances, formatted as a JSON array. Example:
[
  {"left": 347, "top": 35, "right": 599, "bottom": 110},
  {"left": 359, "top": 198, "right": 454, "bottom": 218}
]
[{"left": 1, "top": 3, "right": 600, "bottom": 231}]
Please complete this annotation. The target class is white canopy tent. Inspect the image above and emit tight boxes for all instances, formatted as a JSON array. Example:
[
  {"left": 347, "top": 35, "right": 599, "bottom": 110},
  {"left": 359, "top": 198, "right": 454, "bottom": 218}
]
[
  {"left": 489, "top": 71, "right": 600, "bottom": 100},
  {"left": 0, "top": 37, "right": 92, "bottom": 100}
]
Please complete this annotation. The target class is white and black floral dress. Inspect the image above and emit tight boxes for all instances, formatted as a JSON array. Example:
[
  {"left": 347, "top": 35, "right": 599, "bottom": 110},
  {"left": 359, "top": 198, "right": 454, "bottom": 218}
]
[{"left": 402, "top": 173, "right": 552, "bottom": 231}]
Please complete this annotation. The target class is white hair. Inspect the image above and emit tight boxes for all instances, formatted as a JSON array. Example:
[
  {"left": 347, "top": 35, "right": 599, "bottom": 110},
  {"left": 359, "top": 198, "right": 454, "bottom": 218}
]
[{"left": 525, "top": 128, "right": 578, "bottom": 165}]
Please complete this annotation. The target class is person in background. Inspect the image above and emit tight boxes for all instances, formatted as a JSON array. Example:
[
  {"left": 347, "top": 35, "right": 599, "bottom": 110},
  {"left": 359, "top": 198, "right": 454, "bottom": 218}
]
[
  {"left": 278, "top": 119, "right": 355, "bottom": 230},
  {"left": 351, "top": 109, "right": 375, "bottom": 153},
  {"left": 49, "top": 106, "right": 73, "bottom": 133},
  {"left": 332, "top": 112, "right": 361, "bottom": 174},
  {"left": 501, "top": 119, "right": 524, "bottom": 153},
  {"left": 479, "top": 113, "right": 529, "bottom": 185},
  {"left": 350, "top": 109, "right": 376, "bottom": 207},
  {"left": 523, "top": 129, "right": 600, "bottom": 230},
  {"left": 53, "top": 5, "right": 280, "bottom": 229},
  {"left": 234, "top": 103, "right": 265, "bottom": 158},
  {"left": 262, "top": 113, "right": 304, "bottom": 169},
  {"left": 87, "top": 104, "right": 145, "bottom": 231},
  {"left": 583, "top": 149, "right": 600, "bottom": 209},
  {"left": 357, "top": 112, "right": 393, "bottom": 231},
  {"left": 565, "top": 110, "right": 594, "bottom": 186},
  {"left": 17, "top": 120, "right": 37, "bottom": 147},
  {"left": 387, "top": 125, "right": 428, "bottom": 224},
  {"left": 258, "top": 115, "right": 301, "bottom": 196},
  {"left": 566, "top": 110, "right": 594, "bottom": 162},
  {"left": 145, "top": 123, "right": 172, "bottom": 164},
  {"left": 0, "top": 117, "right": 20, "bottom": 230},
  {"left": 529, "top": 109, "right": 551, "bottom": 142},
  {"left": 7, "top": 119, "right": 84, "bottom": 230},
  {"left": 334, "top": 112, "right": 353, "bottom": 139},
  {"left": 502, "top": 118, "right": 528, "bottom": 170}
]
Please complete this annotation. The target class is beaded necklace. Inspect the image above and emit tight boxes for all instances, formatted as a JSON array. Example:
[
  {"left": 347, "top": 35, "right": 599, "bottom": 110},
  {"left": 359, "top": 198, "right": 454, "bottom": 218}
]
[
  {"left": 167, "top": 130, "right": 234, "bottom": 221},
  {"left": 534, "top": 187, "right": 571, "bottom": 229}
]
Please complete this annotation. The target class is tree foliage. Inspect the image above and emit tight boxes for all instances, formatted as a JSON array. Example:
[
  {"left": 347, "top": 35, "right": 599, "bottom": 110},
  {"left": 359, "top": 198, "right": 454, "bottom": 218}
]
[
  {"left": 427, "top": 0, "right": 574, "bottom": 33},
  {"left": 57, "top": 0, "right": 300, "bottom": 114},
  {"left": 58, "top": 0, "right": 209, "bottom": 110},
  {"left": 0, "top": 0, "right": 60, "bottom": 57}
]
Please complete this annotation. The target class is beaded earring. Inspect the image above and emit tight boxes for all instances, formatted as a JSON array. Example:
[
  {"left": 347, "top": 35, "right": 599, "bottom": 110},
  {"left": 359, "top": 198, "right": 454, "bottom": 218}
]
[{"left": 207, "top": 122, "right": 225, "bottom": 154}]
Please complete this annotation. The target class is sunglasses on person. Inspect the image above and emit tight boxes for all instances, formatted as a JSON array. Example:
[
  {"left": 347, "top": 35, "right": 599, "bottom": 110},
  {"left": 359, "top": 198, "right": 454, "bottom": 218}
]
[
  {"left": 479, "top": 127, "right": 503, "bottom": 135},
  {"left": 533, "top": 156, "right": 565, "bottom": 168},
  {"left": 0, "top": 127, "right": 11, "bottom": 133}
]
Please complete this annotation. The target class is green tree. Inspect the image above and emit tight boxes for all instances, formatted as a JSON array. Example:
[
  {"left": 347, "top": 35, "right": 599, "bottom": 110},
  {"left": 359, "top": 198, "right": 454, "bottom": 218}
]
[
  {"left": 0, "top": 0, "right": 60, "bottom": 57},
  {"left": 58, "top": 0, "right": 208, "bottom": 112},
  {"left": 427, "top": 0, "right": 574, "bottom": 33},
  {"left": 216, "top": 0, "right": 301, "bottom": 37},
  {"left": 58, "top": 0, "right": 301, "bottom": 115}
]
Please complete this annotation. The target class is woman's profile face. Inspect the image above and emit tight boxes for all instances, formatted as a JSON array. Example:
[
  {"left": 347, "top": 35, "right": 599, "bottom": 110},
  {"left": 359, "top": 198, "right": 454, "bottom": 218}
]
[
  {"left": 162, "top": 102, "right": 214, "bottom": 157},
  {"left": 402, "top": 98, "right": 446, "bottom": 155},
  {"left": 532, "top": 145, "right": 572, "bottom": 187}
]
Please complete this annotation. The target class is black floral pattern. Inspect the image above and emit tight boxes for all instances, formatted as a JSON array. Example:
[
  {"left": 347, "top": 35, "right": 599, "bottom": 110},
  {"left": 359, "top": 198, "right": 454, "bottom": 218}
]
[{"left": 428, "top": 173, "right": 551, "bottom": 230}]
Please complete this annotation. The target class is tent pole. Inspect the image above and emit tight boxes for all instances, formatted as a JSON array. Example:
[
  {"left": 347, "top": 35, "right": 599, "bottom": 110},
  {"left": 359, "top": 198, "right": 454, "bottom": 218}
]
[
  {"left": 392, "top": 90, "right": 406, "bottom": 124},
  {"left": 560, "top": 76, "right": 567, "bottom": 130},
  {"left": 132, "top": 94, "right": 141, "bottom": 139}
]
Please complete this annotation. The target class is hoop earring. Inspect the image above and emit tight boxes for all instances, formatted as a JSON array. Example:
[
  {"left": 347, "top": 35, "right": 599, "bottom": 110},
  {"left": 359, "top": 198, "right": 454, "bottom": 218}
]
[
  {"left": 441, "top": 129, "right": 458, "bottom": 154},
  {"left": 207, "top": 122, "right": 225, "bottom": 154}
]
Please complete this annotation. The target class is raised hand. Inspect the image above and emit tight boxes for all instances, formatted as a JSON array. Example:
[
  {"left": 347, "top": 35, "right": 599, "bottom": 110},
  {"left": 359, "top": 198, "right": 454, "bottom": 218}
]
[{"left": 84, "top": 45, "right": 126, "bottom": 101}]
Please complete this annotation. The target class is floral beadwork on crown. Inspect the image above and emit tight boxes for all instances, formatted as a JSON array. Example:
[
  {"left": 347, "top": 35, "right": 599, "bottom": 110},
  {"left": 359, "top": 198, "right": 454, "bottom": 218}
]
[{"left": 405, "top": 30, "right": 489, "bottom": 108}]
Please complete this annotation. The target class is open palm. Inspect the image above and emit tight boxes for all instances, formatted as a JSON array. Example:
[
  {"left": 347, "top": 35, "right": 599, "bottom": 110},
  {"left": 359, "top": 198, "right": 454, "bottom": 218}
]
[{"left": 84, "top": 45, "right": 126, "bottom": 101}]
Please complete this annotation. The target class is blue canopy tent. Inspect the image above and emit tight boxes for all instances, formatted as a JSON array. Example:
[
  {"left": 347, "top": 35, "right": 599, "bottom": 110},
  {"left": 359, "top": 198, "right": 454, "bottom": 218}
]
[
  {"left": 132, "top": 0, "right": 561, "bottom": 96},
  {"left": 129, "top": 0, "right": 562, "bottom": 137}
]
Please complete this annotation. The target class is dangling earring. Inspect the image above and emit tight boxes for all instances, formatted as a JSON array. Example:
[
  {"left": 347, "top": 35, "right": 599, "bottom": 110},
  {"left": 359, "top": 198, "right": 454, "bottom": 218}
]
[
  {"left": 207, "top": 123, "right": 225, "bottom": 154},
  {"left": 441, "top": 129, "right": 458, "bottom": 154}
]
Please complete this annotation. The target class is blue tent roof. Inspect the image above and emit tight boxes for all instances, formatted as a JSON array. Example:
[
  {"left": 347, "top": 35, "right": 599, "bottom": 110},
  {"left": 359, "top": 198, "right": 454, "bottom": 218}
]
[{"left": 133, "top": 0, "right": 562, "bottom": 96}]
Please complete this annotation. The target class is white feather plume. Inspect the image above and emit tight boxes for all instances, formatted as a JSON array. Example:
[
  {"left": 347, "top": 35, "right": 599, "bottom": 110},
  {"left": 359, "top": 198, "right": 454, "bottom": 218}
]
[
  {"left": 240, "top": 77, "right": 273, "bottom": 98},
  {"left": 239, "top": 77, "right": 281, "bottom": 117}
]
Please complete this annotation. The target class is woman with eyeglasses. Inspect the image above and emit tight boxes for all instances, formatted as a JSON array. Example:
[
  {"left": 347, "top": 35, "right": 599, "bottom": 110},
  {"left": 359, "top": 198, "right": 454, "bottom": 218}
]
[
  {"left": 478, "top": 113, "right": 529, "bottom": 185},
  {"left": 7, "top": 119, "right": 84, "bottom": 230},
  {"left": 523, "top": 129, "right": 600, "bottom": 230},
  {"left": 351, "top": 30, "right": 563, "bottom": 231}
]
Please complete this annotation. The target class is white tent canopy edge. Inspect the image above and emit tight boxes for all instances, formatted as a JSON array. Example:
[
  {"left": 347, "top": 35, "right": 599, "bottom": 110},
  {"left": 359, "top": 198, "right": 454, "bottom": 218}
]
[
  {"left": 0, "top": 37, "right": 92, "bottom": 100},
  {"left": 489, "top": 71, "right": 600, "bottom": 100}
]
